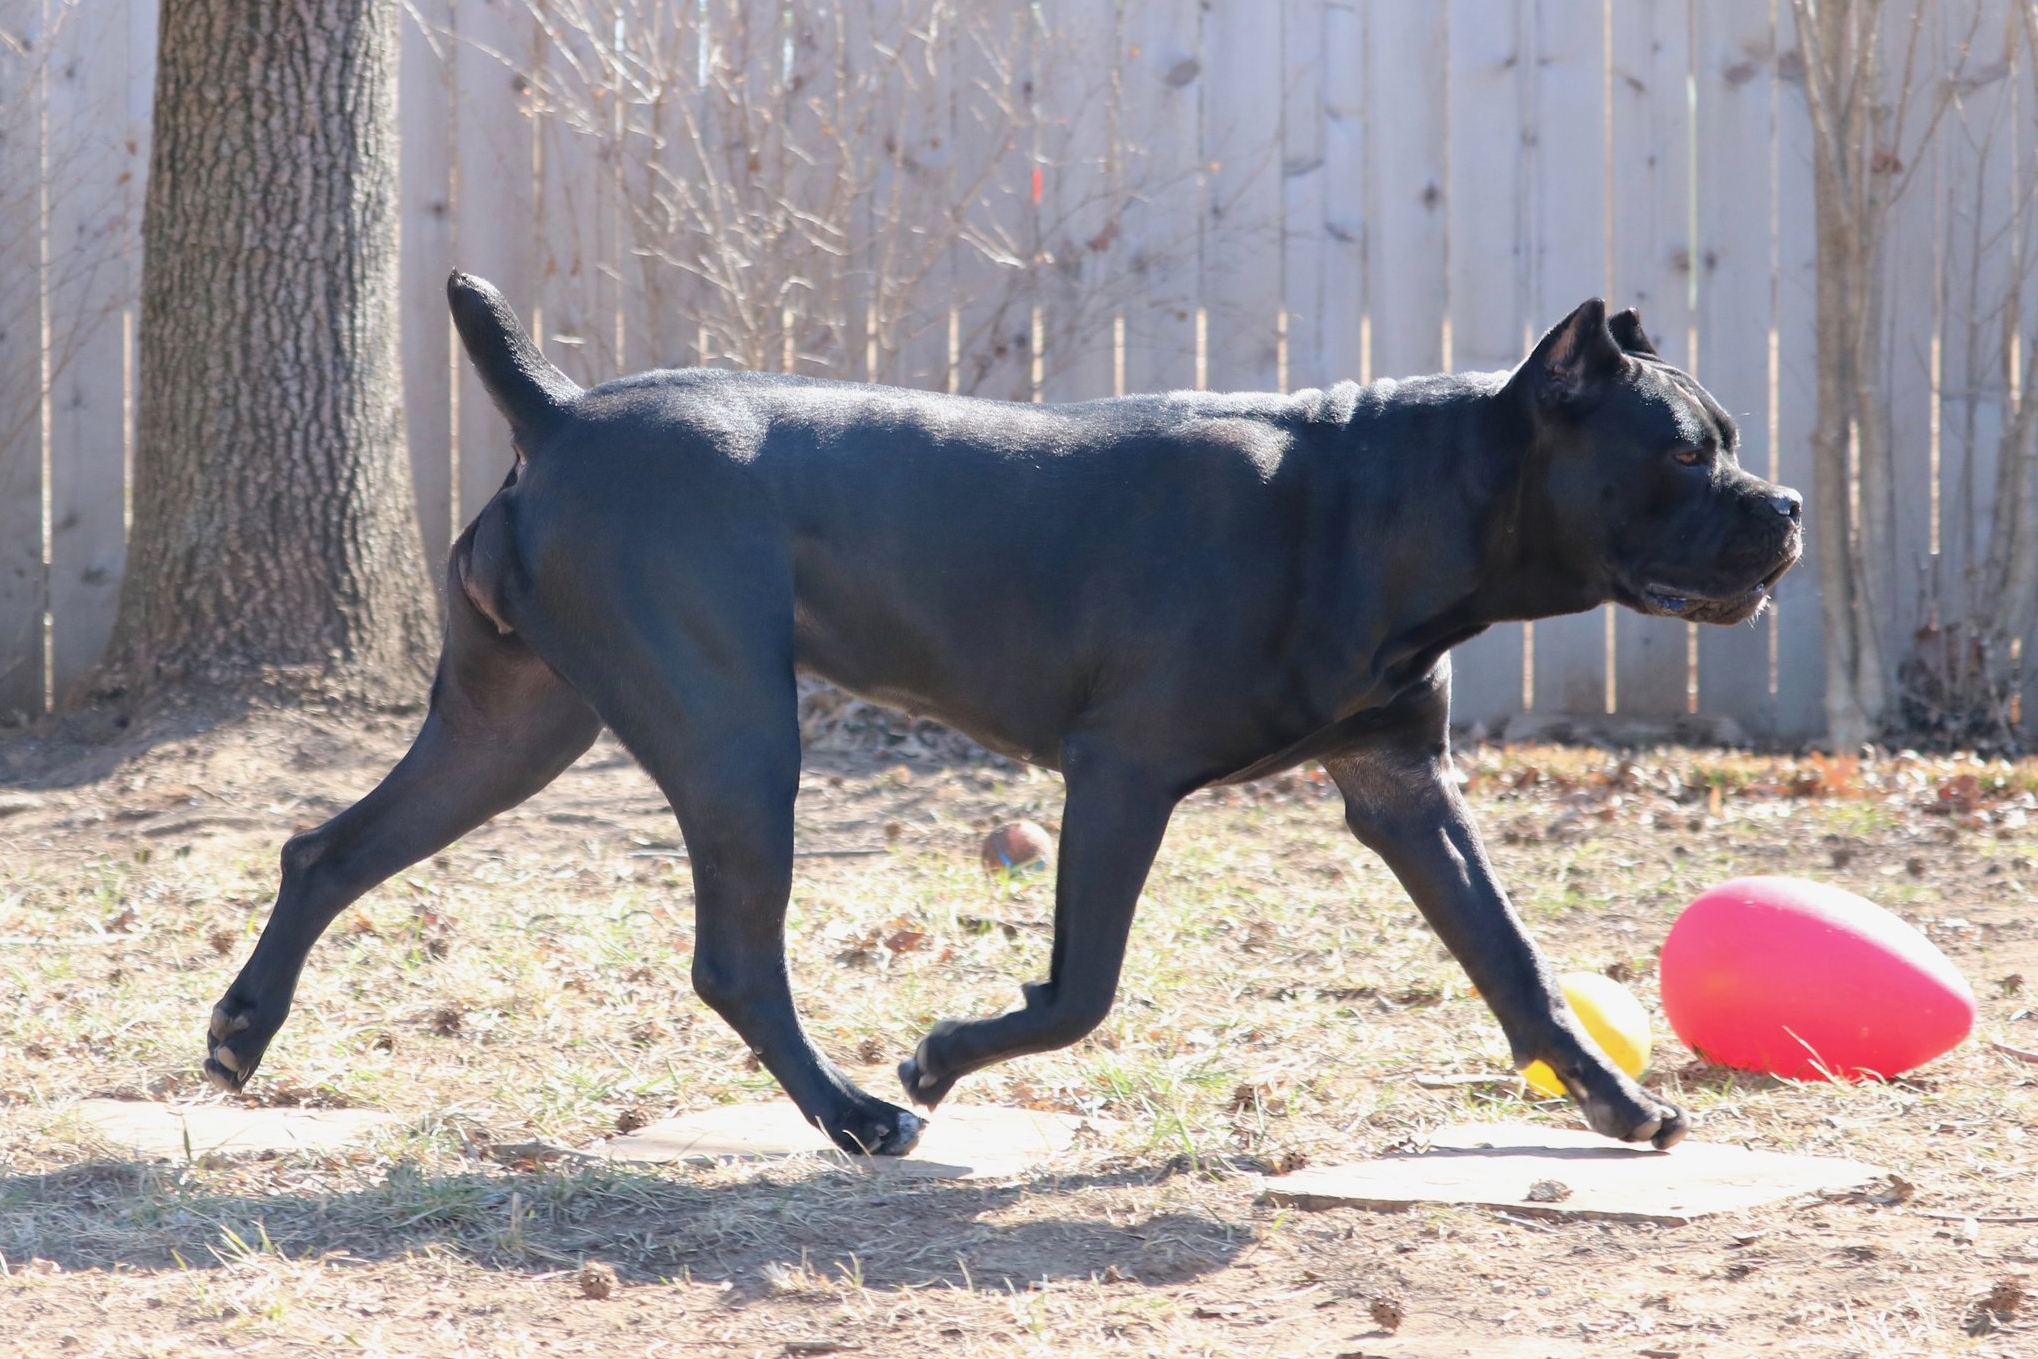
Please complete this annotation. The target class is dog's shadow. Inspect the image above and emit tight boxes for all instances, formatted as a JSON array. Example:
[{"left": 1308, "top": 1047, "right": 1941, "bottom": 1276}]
[{"left": 0, "top": 1156, "right": 1248, "bottom": 1294}]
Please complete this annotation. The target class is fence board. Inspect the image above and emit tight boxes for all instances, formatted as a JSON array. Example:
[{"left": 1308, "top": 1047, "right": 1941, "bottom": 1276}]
[
  {"left": 1446, "top": 0, "right": 1526, "bottom": 377},
  {"left": 604, "top": 8, "right": 655, "bottom": 379},
  {"left": 639, "top": 0, "right": 707, "bottom": 371},
  {"left": 452, "top": 0, "right": 538, "bottom": 526},
  {"left": 533, "top": 42, "right": 608, "bottom": 391},
  {"left": 401, "top": 0, "right": 455, "bottom": 575},
  {"left": 1280, "top": 0, "right": 1326, "bottom": 392},
  {"left": 947, "top": 3, "right": 1034, "bottom": 400},
  {"left": 1119, "top": 0, "right": 1202, "bottom": 394},
  {"left": 608, "top": 17, "right": 660, "bottom": 381},
  {"left": 782, "top": 0, "right": 846, "bottom": 380},
  {"left": 2013, "top": 15, "right": 2038, "bottom": 741},
  {"left": 885, "top": 1, "right": 957, "bottom": 392},
  {"left": 1038, "top": 0, "right": 1121, "bottom": 402},
  {"left": 0, "top": 0, "right": 47, "bottom": 720},
  {"left": 1442, "top": 0, "right": 1527, "bottom": 732},
  {"left": 1316, "top": 0, "right": 1366, "bottom": 388},
  {"left": 1527, "top": 0, "right": 1610, "bottom": 719},
  {"left": 1362, "top": 0, "right": 1446, "bottom": 381},
  {"left": 1693, "top": 0, "right": 1780, "bottom": 733},
  {"left": 1878, "top": 7, "right": 1954, "bottom": 729},
  {"left": 1935, "top": 7, "right": 2014, "bottom": 647},
  {"left": 1773, "top": 5, "right": 1825, "bottom": 740},
  {"left": 1609, "top": 0, "right": 1694, "bottom": 720},
  {"left": 1200, "top": 0, "right": 1281, "bottom": 392},
  {"left": 44, "top": 0, "right": 135, "bottom": 703},
  {"left": 836, "top": 0, "right": 881, "bottom": 384}
]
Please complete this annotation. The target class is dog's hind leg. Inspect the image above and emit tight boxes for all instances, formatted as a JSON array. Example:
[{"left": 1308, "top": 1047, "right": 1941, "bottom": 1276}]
[
  {"left": 524, "top": 591, "right": 927, "bottom": 1157},
  {"left": 203, "top": 566, "right": 602, "bottom": 1092},
  {"left": 899, "top": 741, "right": 1179, "bottom": 1109}
]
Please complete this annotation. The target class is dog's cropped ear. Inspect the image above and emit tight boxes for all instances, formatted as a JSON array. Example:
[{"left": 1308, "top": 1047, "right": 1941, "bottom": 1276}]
[
  {"left": 1607, "top": 307, "right": 1659, "bottom": 358},
  {"left": 1512, "top": 298, "right": 1626, "bottom": 408}
]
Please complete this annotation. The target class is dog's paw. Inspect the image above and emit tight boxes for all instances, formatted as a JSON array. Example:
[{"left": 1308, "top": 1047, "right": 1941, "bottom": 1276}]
[
  {"left": 202, "top": 993, "right": 271, "bottom": 1093},
  {"left": 1580, "top": 1083, "right": 1688, "bottom": 1150},
  {"left": 897, "top": 1020, "right": 967, "bottom": 1109},
  {"left": 817, "top": 1097, "right": 926, "bottom": 1157},
  {"left": 1645, "top": 1103, "right": 1689, "bottom": 1150}
]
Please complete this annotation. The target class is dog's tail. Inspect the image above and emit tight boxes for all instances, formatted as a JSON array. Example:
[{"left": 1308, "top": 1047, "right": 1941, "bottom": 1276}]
[{"left": 447, "top": 271, "right": 582, "bottom": 450}]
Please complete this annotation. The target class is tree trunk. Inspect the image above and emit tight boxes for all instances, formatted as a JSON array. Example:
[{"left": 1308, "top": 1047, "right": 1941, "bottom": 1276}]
[
  {"left": 1808, "top": 236, "right": 1868, "bottom": 749},
  {"left": 99, "top": 0, "right": 435, "bottom": 706},
  {"left": 1796, "top": 0, "right": 1897, "bottom": 749}
]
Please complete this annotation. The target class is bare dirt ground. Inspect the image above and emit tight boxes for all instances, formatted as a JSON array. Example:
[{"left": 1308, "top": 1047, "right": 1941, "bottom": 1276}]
[{"left": 2, "top": 705, "right": 2036, "bottom": 1357}]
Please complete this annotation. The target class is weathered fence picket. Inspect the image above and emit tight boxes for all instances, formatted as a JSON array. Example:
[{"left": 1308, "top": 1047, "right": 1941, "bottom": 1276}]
[
  {"left": 1443, "top": 0, "right": 1529, "bottom": 731},
  {"left": 1693, "top": 0, "right": 1782, "bottom": 732},
  {"left": 0, "top": 0, "right": 47, "bottom": 722},
  {"left": 1609, "top": 0, "right": 1697, "bottom": 723}
]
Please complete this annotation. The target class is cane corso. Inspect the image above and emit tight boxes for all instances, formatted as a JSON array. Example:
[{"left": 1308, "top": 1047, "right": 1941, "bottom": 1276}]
[{"left": 203, "top": 274, "right": 1801, "bottom": 1155}]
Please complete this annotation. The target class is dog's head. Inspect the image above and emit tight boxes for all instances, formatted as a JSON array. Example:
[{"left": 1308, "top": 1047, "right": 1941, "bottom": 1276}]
[{"left": 1506, "top": 299, "right": 1801, "bottom": 626}]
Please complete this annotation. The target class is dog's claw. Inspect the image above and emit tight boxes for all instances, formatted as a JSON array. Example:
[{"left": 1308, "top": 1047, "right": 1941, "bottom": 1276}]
[
  {"left": 898, "top": 1055, "right": 932, "bottom": 1103},
  {"left": 898, "top": 1019, "right": 967, "bottom": 1109},
  {"left": 203, "top": 1045, "right": 248, "bottom": 1093},
  {"left": 1576, "top": 1076, "right": 1689, "bottom": 1150},
  {"left": 897, "top": 1050, "right": 959, "bottom": 1110},
  {"left": 825, "top": 1104, "right": 925, "bottom": 1157},
  {"left": 877, "top": 1109, "right": 926, "bottom": 1156},
  {"left": 203, "top": 991, "right": 273, "bottom": 1093}
]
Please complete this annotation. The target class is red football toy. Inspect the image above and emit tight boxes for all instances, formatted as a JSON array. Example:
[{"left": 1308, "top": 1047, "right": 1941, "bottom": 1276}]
[{"left": 1659, "top": 876, "right": 1975, "bottom": 1081}]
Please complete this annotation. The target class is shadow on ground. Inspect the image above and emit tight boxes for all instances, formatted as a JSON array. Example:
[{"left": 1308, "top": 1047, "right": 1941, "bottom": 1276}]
[{"left": 0, "top": 1156, "right": 1251, "bottom": 1294}]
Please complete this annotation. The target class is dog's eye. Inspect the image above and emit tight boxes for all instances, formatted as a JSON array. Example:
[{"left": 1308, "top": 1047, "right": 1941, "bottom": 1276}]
[{"left": 1672, "top": 447, "right": 1709, "bottom": 467}]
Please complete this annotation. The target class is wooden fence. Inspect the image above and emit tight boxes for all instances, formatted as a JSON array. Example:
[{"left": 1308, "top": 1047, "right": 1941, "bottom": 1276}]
[{"left": 0, "top": 0, "right": 2027, "bottom": 746}]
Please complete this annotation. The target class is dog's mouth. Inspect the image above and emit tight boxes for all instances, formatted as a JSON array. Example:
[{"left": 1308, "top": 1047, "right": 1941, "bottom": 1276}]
[
  {"left": 1642, "top": 580, "right": 1768, "bottom": 624},
  {"left": 1629, "top": 545, "right": 1799, "bottom": 626}
]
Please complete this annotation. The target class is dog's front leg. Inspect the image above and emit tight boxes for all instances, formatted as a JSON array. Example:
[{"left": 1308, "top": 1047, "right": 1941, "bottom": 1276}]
[
  {"left": 1322, "top": 698, "right": 1687, "bottom": 1149},
  {"left": 900, "top": 740, "right": 1180, "bottom": 1108}
]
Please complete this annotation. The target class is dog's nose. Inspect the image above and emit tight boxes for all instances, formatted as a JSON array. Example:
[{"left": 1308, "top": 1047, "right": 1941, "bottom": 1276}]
[{"left": 1767, "top": 488, "right": 1802, "bottom": 522}]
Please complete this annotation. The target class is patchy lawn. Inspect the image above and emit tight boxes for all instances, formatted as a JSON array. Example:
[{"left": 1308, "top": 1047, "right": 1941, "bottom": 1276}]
[{"left": 1, "top": 708, "right": 2035, "bottom": 1356}]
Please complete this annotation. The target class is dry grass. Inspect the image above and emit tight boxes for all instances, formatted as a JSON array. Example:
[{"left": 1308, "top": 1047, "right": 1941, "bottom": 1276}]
[{"left": 1, "top": 709, "right": 2035, "bottom": 1355}]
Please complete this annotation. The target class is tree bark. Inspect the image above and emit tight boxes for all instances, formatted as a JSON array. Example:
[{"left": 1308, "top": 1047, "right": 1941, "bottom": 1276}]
[
  {"left": 99, "top": 0, "right": 435, "bottom": 706},
  {"left": 1796, "top": 0, "right": 1898, "bottom": 749}
]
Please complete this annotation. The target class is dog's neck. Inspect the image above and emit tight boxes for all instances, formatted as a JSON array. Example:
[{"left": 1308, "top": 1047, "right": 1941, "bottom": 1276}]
[
  {"left": 1331, "top": 371, "right": 1609, "bottom": 636},
  {"left": 1472, "top": 429, "right": 1610, "bottom": 626}
]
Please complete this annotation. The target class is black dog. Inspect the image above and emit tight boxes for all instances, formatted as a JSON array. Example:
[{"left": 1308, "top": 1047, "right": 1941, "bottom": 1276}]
[{"left": 204, "top": 275, "right": 1800, "bottom": 1155}]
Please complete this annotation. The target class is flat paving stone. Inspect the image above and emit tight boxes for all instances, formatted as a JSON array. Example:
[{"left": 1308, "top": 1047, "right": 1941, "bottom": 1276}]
[
  {"left": 75, "top": 1099, "right": 401, "bottom": 1158},
  {"left": 595, "top": 1101, "right": 1108, "bottom": 1180},
  {"left": 1260, "top": 1121, "right": 1885, "bottom": 1225}
]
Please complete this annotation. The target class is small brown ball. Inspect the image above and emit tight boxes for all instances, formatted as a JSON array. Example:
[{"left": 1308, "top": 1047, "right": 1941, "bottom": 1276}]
[{"left": 981, "top": 821, "right": 1055, "bottom": 877}]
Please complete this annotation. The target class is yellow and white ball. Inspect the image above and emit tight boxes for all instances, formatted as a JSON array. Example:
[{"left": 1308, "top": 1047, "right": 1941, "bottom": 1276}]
[{"left": 1519, "top": 972, "right": 1652, "bottom": 1097}]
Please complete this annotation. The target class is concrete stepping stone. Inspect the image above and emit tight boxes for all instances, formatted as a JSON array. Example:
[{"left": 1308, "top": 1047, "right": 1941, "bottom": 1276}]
[
  {"left": 595, "top": 1101, "right": 1109, "bottom": 1180},
  {"left": 74, "top": 1098, "right": 401, "bottom": 1158},
  {"left": 1261, "top": 1121, "right": 1886, "bottom": 1225}
]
